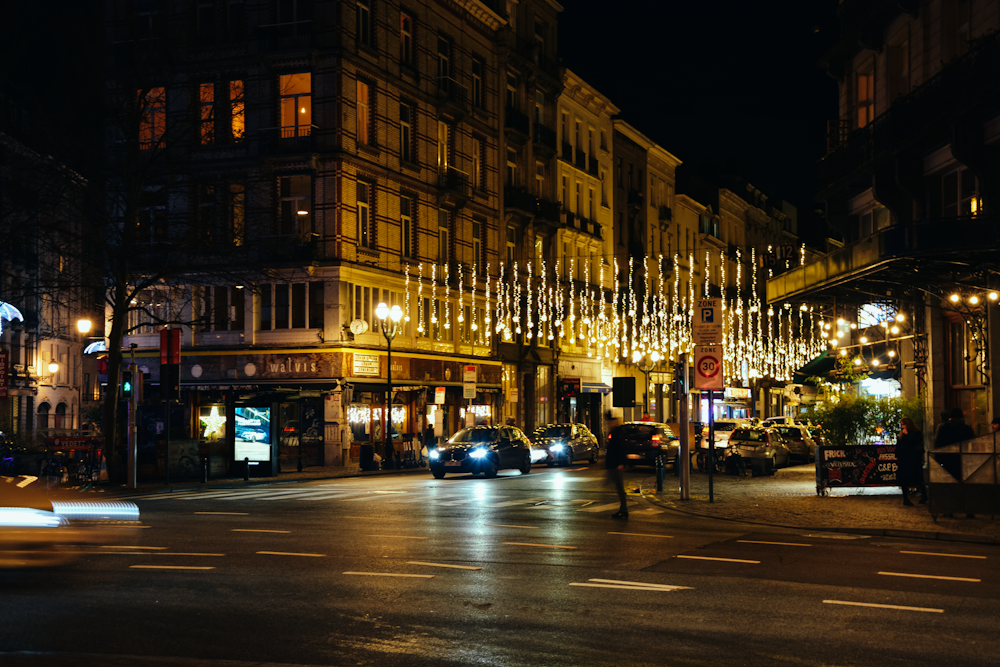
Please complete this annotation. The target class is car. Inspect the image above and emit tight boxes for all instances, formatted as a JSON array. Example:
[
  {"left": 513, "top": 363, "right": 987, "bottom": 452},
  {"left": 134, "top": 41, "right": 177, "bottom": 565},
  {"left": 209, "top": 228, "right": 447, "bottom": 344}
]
[
  {"left": 808, "top": 426, "right": 828, "bottom": 447},
  {"left": 531, "top": 423, "right": 599, "bottom": 466},
  {"left": 239, "top": 429, "right": 268, "bottom": 442},
  {"left": 429, "top": 426, "right": 533, "bottom": 479},
  {"left": 611, "top": 422, "right": 679, "bottom": 467},
  {"left": 774, "top": 424, "right": 817, "bottom": 462},
  {"left": 695, "top": 419, "right": 750, "bottom": 472},
  {"left": 727, "top": 427, "right": 791, "bottom": 475}
]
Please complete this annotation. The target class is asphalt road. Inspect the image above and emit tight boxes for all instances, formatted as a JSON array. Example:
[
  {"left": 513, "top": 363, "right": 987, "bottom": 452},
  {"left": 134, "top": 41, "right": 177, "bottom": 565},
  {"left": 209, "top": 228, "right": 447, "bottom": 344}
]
[{"left": 2, "top": 464, "right": 999, "bottom": 666}]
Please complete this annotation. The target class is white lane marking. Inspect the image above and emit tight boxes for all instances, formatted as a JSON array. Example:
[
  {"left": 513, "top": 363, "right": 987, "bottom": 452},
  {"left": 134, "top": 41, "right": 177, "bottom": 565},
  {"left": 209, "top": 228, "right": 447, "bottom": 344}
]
[
  {"left": 489, "top": 498, "right": 547, "bottom": 507},
  {"left": 195, "top": 512, "right": 249, "bottom": 515},
  {"left": 367, "top": 535, "right": 427, "bottom": 540},
  {"left": 608, "top": 532, "right": 673, "bottom": 538},
  {"left": 386, "top": 494, "right": 467, "bottom": 504},
  {"left": 576, "top": 502, "right": 625, "bottom": 513},
  {"left": 257, "top": 551, "right": 326, "bottom": 557},
  {"left": 677, "top": 555, "right": 760, "bottom": 564},
  {"left": 130, "top": 565, "right": 215, "bottom": 570},
  {"left": 102, "top": 546, "right": 167, "bottom": 550},
  {"left": 407, "top": 561, "right": 483, "bottom": 571},
  {"left": 900, "top": 550, "right": 987, "bottom": 560},
  {"left": 486, "top": 524, "right": 539, "bottom": 529},
  {"left": 878, "top": 571, "right": 980, "bottom": 582},
  {"left": 136, "top": 491, "right": 234, "bottom": 501},
  {"left": 502, "top": 542, "right": 576, "bottom": 550},
  {"left": 296, "top": 492, "right": 370, "bottom": 501},
  {"left": 343, "top": 572, "right": 435, "bottom": 578},
  {"left": 569, "top": 583, "right": 686, "bottom": 591},
  {"left": 155, "top": 553, "right": 226, "bottom": 556},
  {"left": 231, "top": 529, "right": 290, "bottom": 533},
  {"left": 526, "top": 505, "right": 556, "bottom": 510},
  {"left": 738, "top": 540, "right": 812, "bottom": 547},
  {"left": 824, "top": 599, "right": 944, "bottom": 613},
  {"left": 184, "top": 490, "right": 275, "bottom": 500},
  {"left": 588, "top": 578, "right": 690, "bottom": 590}
]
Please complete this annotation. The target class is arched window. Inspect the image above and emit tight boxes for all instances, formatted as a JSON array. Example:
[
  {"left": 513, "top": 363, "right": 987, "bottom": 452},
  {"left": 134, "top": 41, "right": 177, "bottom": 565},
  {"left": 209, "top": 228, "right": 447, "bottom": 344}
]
[
  {"left": 37, "top": 402, "right": 51, "bottom": 429},
  {"left": 55, "top": 403, "right": 67, "bottom": 429}
]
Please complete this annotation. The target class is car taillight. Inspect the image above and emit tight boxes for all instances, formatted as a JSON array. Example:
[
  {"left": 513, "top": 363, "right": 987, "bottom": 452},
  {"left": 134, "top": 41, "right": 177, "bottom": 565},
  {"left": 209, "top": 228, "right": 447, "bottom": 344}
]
[
  {"left": 284, "top": 427, "right": 295, "bottom": 432},
  {"left": 651, "top": 434, "right": 661, "bottom": 442}
]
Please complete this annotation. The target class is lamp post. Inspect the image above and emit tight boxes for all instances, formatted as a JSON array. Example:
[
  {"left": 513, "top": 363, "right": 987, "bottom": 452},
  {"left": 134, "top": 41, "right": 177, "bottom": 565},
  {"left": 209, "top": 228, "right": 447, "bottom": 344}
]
[
  {"left": 76, "top": 319, "right": 92, "bottom": 433},
  {"left": 375, "top": 302, "right": 403, "bottom": 469},
  {"left": 632, "top": 350, "right": 661, "bottom": 418}
]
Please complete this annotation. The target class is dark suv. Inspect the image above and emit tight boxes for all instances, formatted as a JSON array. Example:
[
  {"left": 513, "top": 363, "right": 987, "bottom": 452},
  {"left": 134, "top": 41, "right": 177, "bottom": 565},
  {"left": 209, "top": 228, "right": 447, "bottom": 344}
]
[
  {"left": 429, "top": 426, "right": 533, "bottom": 479},
  {"left": 611, "top": 422, "right": 679, "bottom": 467}
]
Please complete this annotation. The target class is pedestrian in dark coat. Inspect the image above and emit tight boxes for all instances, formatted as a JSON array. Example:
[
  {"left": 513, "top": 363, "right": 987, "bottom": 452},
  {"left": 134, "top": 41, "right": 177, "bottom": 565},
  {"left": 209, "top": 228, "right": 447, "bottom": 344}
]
[
  {"left": 604, "top": 411, "right": 628, "bottom": 519},
  {"left": 897, "top": 417, "right": 926, "bottom": 506}
]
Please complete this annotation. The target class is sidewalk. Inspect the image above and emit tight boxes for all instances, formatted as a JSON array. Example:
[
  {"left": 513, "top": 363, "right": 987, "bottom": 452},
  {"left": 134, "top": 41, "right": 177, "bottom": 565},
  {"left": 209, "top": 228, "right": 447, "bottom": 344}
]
[{"left": 640, "top": 463, "right": 1000, "bottom": 545}]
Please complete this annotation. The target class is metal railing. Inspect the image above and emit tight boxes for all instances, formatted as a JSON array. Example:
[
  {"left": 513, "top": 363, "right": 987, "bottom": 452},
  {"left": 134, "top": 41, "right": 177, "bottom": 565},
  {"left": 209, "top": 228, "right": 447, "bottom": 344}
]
[
  {"left": 533, "top": 123, "right": 557, "bottom": 151},
  {"left": 261, "top": 125, "right": 317, "bottom": 154},
  {"left": 437, "top": 76, "right": 469, "bottom": 110},
  {"left": 439, "top": 166, "right": 469, "bottom": 196},
  {"left": 505, "top": 107, "right": 530, "bottom": 135}
]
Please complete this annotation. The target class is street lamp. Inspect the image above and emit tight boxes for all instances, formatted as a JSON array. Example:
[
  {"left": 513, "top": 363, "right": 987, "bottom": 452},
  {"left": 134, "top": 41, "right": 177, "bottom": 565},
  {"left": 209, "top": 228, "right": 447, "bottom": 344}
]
[
  {"left": 77, "top": 319, "right": 92, "bottom": 334},
  {"left": 375, "top": 301, "right": 403, "bottom": 469},
  {"left": 632, "top": 350, "right": 661, "bottom": 417}
]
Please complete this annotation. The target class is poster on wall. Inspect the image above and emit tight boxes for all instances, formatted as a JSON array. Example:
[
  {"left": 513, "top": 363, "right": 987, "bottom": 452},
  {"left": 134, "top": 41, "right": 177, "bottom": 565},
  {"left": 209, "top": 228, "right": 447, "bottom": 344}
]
[{"left": 235, "top": 407, "right": 271, "bottom": 462}]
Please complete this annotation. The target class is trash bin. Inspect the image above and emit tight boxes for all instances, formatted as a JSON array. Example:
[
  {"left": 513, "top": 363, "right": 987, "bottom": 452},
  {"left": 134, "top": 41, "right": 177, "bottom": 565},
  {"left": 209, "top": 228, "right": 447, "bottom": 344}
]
[{"left": 360, "top": 443, "right": 375, "bottom": 471}]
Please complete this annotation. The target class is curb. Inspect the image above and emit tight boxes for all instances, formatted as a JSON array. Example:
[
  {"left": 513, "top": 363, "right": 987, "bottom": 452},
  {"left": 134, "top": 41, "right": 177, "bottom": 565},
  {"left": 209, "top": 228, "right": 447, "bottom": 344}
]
[{"left": 637, "top": 477, "right": 999, "bottom": 546}]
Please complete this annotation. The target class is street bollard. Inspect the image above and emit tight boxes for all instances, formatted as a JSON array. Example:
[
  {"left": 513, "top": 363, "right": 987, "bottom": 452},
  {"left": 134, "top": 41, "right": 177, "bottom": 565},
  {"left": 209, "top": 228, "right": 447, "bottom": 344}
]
[
  {"left": 244, "top": 457, "right": 250, "bottom": 482},
  {"left": 203, "top": 457, "right": 208, "bottom": 484},
  {"left": 297, "top": 453, "right": 303, "bottom": 472},
  {"left": 655, "top": 456, "right": 665, "bottom": 493}
]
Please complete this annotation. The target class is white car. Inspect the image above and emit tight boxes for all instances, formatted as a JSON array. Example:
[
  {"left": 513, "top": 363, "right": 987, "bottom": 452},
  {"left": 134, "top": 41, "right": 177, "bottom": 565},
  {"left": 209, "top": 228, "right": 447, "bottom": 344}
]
[{"left": 712, "top": 419, "right": 751, "bottom": 447}]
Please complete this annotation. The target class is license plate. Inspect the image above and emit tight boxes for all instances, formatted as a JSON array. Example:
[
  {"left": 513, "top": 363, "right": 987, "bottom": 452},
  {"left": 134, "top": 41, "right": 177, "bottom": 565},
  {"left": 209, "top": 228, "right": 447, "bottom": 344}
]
[
  {"left": 626, "top": 454, "right": 643, "bottom": 460},
  {"left": 444, "top": 460, "right": 462, "bottom": 467}
]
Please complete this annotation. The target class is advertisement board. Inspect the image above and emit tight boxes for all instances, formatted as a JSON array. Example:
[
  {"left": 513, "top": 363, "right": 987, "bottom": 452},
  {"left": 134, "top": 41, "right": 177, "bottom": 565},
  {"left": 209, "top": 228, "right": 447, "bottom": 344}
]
[
  {"left": 234, "top": 407, "right": 272, "bottom": 462},
  {"left": 815, "top": 445, "right": 899, "bottom": 495}
]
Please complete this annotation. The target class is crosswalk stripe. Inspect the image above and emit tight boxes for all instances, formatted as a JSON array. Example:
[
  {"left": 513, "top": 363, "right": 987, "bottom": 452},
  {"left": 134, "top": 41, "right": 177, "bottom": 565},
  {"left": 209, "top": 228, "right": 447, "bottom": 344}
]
[{"left": 295, "top": 492, "right": 370, "bottom": 501}]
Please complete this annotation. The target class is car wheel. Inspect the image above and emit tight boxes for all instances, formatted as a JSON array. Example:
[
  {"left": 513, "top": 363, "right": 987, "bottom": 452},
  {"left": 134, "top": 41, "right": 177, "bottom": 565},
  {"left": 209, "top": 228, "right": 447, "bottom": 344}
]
[
  {"left": 519, "top": 454, "right": 531, "bottom": 475},
  {"left": 588, "top": 448, "right": 597, "bottom": 464},
  {"left": 484, "top": 457, "right": 499, "bottom": 478},
  {"left": 546, "top": 460, "right": 556, "bottom": 468},
  {"left": 768, "top": 457, "right": 777, "bottom": 475},
  {"left": 432, "top": 469, "right": 445, "bottom": 479}
]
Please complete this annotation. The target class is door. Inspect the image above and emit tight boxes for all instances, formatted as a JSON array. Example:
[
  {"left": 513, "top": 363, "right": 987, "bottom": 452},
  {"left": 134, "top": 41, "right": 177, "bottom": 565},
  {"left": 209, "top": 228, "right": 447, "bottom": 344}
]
[{"left": 497, "top": 427, "right": 515, "bottom": 467}]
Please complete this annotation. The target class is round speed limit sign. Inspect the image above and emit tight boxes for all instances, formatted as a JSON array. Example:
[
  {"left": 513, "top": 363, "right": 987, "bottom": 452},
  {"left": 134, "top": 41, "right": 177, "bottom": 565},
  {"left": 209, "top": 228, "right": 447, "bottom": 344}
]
[{"left": 694, "top": 345, "right": 723, "bottom": 390}]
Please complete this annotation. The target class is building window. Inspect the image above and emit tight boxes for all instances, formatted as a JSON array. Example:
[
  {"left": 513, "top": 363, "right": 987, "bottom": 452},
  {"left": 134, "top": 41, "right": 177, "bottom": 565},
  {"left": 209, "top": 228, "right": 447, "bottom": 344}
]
[
  {"left": 279, "top": 73, "right": 311, "bottom": 138},
  {"left": 535, "top": 161, "right": 544, "bottom": 197},
  {"left": 279, "top": 175, "right": 312, "bottom": 237},
  {"left": 230, "top": 80, "right": 245, "bottom": 142},
  {"left": 576, "top": 182, "right": 582, "bottom": 216},
  {"left": 506, "top": 149, "right": 517, "bottom": 187},
  {"left": 400, "top": 102, "right": 414, "bottom": 163},
  {"left": 400, "top": 12, "right": 413, "bottom": 65},
  {"left": 472, "top": 216, "right": 484, "bottom": 267},
  {"left": 401, "top": 196, "right": 413, "bottom": 258},
  {"left": 506, "top": 226, "right": 516, "bottom": 264},
  {"left": 357, "top": 0, "right": 372, "bottom": 47},
  {"left": 472, "top": 57, "right": 484, "bottom": 108},
  {"left": 357, "top": 180, "right": 374, "bottom": 248},
  {"left": 506, "top": 73, "right": 517, "bottom": 110},
  {"left": 438, "top": 35, "right": 451, "bottom": 83},
  {"left": 534, "top": 90, "right": 544, "bottom": 125},
  {"left": 226, "top": 0, "right": 245, "bottom": 41},
  {"left": 357, "top": 79, "right": 371, "bottom": 146},
  {"left": 534, "top": 20, "right": 546, "bottom": 53},
  {"left": 589, "top": 188, "right": 595, "bottom": 220},
  {"left": 472, "top": 136, "right": 483, "bottom": 190},
  {"left": 139, "top": 87, "right": 166, "bottom": 149},
  {"left": 942, "top": 168, "right": 979, "bottom": 217},
  {"left": 199, "top": 83, "right": 214, "bottom": 144},
  {"left": 561, "top": 176, "right": 568, "bottom": 207},
  {"left": 438, "top": 209, "right": 450, "bottom": 265},
  {"left": 259, "top": 282, "right": 324, "bottom": 330},
  {"left": 437, "top": 120, "right": 450, "bottom": 171},
  {"left": 857, "top": 68, "right": 874, "bottom": 129},
  {"left": 197, "top": 80, "right": 244, "bottom": 145},
  {"left": 230, "top": 182, "right": 245, "bottom": 245}
]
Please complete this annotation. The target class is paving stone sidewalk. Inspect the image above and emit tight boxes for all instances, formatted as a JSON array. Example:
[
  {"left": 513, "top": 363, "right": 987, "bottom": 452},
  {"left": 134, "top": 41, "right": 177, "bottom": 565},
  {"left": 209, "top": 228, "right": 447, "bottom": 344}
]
[{"left": 640, "top": 463, "right": 1000, "bottom": 544}]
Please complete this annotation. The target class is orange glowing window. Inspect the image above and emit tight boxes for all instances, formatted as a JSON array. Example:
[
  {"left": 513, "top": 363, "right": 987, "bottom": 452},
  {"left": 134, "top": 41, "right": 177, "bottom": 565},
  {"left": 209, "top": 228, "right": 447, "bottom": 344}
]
[
  {"left": 279, "top": 73, "right": 311, "bottom": 138},
  {"left": 230, "top": 80, "right": 245, "bottom": 143},
  {"left": 139, "top": 87, "right": 166, "bottom": 149},
  {"left": 857, "top": 72, "right": 874, "bottom": 129},
  {"left": 200, "top": 83, "right": 215, "bottom": 145}
]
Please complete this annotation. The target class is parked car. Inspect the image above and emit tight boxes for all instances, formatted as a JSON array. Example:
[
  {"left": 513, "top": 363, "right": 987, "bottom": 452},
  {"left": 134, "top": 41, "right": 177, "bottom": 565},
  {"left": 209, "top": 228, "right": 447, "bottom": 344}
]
[
  {"left": 808, "top": 426, "right": 828, "bottom": 447},
  {"left": 611, "top": 422, "right": 679, "bottom": 467},
  {"left": 727, "top": 427, "right": 791, "bottom": 475},
  {"left": 774, "top": 424, "right": 817, "bottom": 462},
  {"left": 695, "top": 419, "right": 750, "bottom": 472},
  {"left": 429, "top": 426, "right": 533, "bottom": 479},
  {"left": 531, "top": 423, "right": 599, "bottom": 466}
]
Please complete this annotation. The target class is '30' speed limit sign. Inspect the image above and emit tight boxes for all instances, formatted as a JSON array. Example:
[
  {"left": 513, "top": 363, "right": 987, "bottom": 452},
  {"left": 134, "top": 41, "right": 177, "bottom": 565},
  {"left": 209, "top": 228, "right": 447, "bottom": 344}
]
[{"left": 694, "top": 345, "right": 724, "bottom": 390}]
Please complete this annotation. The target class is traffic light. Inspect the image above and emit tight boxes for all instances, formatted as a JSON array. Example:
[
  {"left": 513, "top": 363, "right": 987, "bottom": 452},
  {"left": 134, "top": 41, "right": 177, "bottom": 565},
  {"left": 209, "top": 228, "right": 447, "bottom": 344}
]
[{"left": 121, "top": 370, "right": 133, "bottom": 399}]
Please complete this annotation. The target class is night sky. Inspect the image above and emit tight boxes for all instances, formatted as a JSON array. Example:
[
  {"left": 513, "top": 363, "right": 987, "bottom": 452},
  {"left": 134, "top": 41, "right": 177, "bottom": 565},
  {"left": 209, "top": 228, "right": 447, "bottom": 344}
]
[{"left": 558, "top": 1, "right": 839, "bottom": 214}]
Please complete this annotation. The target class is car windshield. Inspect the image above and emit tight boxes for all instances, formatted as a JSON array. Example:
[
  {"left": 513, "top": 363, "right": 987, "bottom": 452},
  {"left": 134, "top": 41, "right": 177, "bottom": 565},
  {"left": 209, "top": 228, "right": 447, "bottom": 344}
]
[
  {"left": 534, "top": 426, "right": 570, "bottom": 438},
  {"left": 448, "top": 428, "right": 496, "bottom": 444},
  {"left": 776, "top": 427, "right": 802, "bottom": 438},
  {"left": 714, "top": 422, "right": 739, "bottom": 432},
  {"left": 731, "top": 429, "right": 766, "bottom": 442}
]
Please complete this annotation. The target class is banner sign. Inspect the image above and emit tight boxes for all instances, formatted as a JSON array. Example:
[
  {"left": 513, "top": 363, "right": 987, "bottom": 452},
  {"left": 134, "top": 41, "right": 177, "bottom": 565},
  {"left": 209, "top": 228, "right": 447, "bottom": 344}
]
[{"left": 816, "top": 445, "right": 899, "bottom": 495}]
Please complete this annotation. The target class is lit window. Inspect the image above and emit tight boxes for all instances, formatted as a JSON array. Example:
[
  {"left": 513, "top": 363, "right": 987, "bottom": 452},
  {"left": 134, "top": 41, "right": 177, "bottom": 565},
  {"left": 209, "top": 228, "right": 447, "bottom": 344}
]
[
  {"left": 857, "top": 70, "right": 874, "bottom": 129},
  {"left": 279, "top": 175, "right": 312, "bottom": 237},
  {"left": 357, "top": 181, "right": 374, "bottom": 248},
  {"left": 230, "top": 80, "right": 244, "bottom": 142},
  {"left": 199, "top": 83, "right": 214, "bottom": 144},
  {"left": 401, "top": 196, "right": 413, "bottom": 258},
  {"left": 357, "top": 79, "right": 371, "bottom": 146},
  {"left": 472, "top": 137, "right": 483, "bottom": 190},
  {"left": 279, "top": 73, "right": 311, "bottom": 138},
  {"left": 139, "top": 87, "right": 166, "bottom": 149},
  {"left": 437, "top": 121, "right": 450, "bottom": 171}
]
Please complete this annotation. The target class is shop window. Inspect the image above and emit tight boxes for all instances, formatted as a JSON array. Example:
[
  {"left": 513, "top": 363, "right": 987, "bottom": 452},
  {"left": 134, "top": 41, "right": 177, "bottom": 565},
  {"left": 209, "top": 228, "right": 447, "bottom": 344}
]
[{"left": 279, "top": 73, "right": 311, "bottom": 138}]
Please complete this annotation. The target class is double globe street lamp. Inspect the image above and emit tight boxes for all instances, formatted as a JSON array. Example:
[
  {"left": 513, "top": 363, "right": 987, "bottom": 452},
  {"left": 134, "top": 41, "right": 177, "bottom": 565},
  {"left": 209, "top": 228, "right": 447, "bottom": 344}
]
[
  {"left": 375, "top": 302, "right": 403, "bottom": 469},
  {"left": 632, "top": 350, "right": 662, "bottom": 417}
]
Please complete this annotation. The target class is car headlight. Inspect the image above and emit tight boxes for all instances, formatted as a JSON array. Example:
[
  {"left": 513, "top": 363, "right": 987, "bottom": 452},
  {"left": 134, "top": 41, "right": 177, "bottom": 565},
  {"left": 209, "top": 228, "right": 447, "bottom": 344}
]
[
  {"left": 549, "top": 443, "right": 566, "bottom": 452},
  {"left": 469, "top": 448, "right": 489, "bottom": 459},
  {"left": 429, "top": 449, "right": 440, "bottom": 460},
  {"left": 0, "top": 508, "right": 66, "bottom": 528}
]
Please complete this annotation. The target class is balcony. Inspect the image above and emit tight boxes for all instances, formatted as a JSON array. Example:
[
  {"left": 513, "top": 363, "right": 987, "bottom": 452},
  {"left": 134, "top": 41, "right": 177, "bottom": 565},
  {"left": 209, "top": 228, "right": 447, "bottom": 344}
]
[
  {"left": 262, "top": 126, "right": 316, "bottom": 155},
  {"left": 627, "top": 189, "right": 643, "bottom": 208},
  {"left": 819, "top": 28, "right": 1000, "bottom": 196},
  {"left": 438, "top": 166, "right": 470, "bottom": 209},
  {"left": 537, "top": 198, "right": 561, "bottom": 224},
  {"left": 436, "top": 77, "right": 469, "bottom": 121},
  {"left": 258, "top": 20, "right": 314, "bottom": 52},
  {"left": 505, "top": 107, "right": 530, "bottom": 141},
  {"left": 533, "top": 123, "right": 557, "bottom": 156},
  {"left": 561, "top": 141, "right": 573, "bottom": 162},
  {"left": 574, "top": 151, "right": 587, "bottom": 171},
  {"left": 504, "top": 186, "right": 538, "bottom": 216},
  {"left": 658, "top": 205, "right": 672, "bottom": 221}
]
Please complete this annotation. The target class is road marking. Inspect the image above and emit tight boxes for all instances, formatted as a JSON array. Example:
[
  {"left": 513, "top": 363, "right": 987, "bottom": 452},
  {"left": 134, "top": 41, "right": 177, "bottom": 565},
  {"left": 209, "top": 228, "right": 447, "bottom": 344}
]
[
  {"left": 570, "top": 583, "right": 688, "bottom": 591},
  {"left": 257, "top": 551, "right": 326, "bottom": 558},
  {"left": 296, "top": 492, "right": 369, "bottom": 501},
  {"left": 486, "top": 524, "right": 539, "bottom": 529},
  {"left": 576, "top": 502, "right": 624, "bottom": 513},
  {"left": 102, "top": 546, "right": 167, "bottom": 550},
  {"left": 343, "top": 572, "right": 435, "bottom": 578},
  {"left": 824, "top": 600, "right": 944, "bottom": 613},
  {"left": 502, "top": 542, "right": 577, "bottom": 550},
  {"left": 489, "top": 498, "right": 547, "bottom": 507},
  {"left": 195, "top": 512, "right": 249, "bottom": 515},
  {"left": 156, "top": 553, "right": 226, "bottom": 557},
  {"left": 129, "top": 565, "right": 215, "bottom": 570},
  {"left": 136, "top": 491, "right": 233, "bottom": 501},
  {"left": 878, "top": 571, "right": 980, "bottom": 582},
  {"left": 676, "top": 555, "right": 760, "bottom": 564},
  {"left": 900, "top": 550, "right": 986, "bottom": 560},
  {"left": 608, "top": 532, "right": 673, "bottom": 538},
  {"left": 231, "top": 529, "right": 290, "bottom": 533},
  {"left": 738, "top": 540, "right": 812, "bottom": 547},
  {"left": 589, "top": 578, "right": 690, "bottom": 589},
  {"left": 367, "top": 535, "right": 427, "bottom": 540},
  {"left": 407, "top": 561, "right": 483, "bottom": 571}
]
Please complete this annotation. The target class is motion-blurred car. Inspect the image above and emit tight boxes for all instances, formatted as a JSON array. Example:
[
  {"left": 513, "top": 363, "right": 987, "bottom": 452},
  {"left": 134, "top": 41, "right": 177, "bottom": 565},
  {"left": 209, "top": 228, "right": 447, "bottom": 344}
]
[
  {"left": 728, "top": 427, "right": 790, "bottom": 475},
  {"left": 429, "top": 426, "right": 533, "bottom": 479},
  {"left": 531, "top": 423, "right": 599, "bottom": 466},
  {"left": 774, "top": 424, "right": 817, "bottom": 462},
  {"left": 0, "top": 475, "right": 141, "bottom": 568},
  {"left": 611, "top": 422, "right": 678, "bottom": 467}
]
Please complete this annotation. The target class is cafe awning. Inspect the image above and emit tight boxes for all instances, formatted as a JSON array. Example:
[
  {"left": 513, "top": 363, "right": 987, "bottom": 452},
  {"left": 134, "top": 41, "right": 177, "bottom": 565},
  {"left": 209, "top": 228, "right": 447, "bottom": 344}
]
[
  {"left": 581, "top": 382, "right": 612, "bottom": 394},
  {"left": 793, "top": 351, "right": 835, "bottom": 385}
]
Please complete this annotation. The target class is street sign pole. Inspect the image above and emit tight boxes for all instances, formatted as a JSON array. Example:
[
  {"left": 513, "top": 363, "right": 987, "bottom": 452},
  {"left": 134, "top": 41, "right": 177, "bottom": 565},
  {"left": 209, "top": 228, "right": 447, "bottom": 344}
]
[
  {"left": 694, "top": 344, "right": 723, "bottom": 503},
  {"left": 678, "top": 354, "right": 690, "bottom": 501}
]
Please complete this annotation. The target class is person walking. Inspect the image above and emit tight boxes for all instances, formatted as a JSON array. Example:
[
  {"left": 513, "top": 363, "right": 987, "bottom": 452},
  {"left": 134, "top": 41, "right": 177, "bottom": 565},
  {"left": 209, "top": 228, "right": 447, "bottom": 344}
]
[
  {"left": 604, "top": 411, "right": 629, "bottom": 519},
  {"left": 897, "top": 417, "right": 927, "bottom": 506},
  {"left": 934, "top": 407, "right": 976, "bottom": 448}
]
